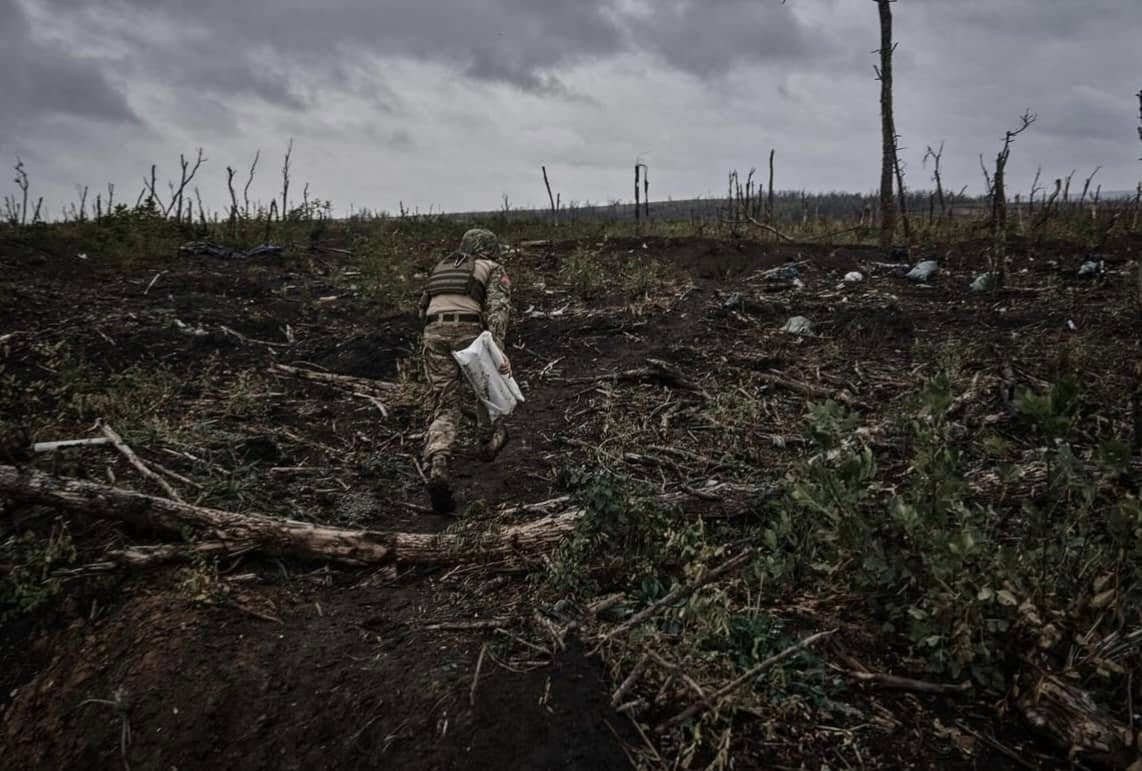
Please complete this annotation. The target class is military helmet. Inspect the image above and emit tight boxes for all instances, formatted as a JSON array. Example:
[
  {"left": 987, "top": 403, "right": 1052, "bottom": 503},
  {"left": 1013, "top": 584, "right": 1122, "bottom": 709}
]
[{"left": 459, "top": 228, "right": 500, "bottom": 258}]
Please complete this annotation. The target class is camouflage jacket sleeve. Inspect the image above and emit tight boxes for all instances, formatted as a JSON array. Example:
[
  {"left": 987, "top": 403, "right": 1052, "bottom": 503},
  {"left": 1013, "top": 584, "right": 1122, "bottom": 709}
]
[{"left": 482, "top": 263, "right": 511, "bottom": 350}]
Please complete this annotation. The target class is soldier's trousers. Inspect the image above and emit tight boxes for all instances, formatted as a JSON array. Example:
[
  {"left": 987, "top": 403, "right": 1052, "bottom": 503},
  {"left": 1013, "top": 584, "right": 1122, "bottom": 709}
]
[{"left": 422, "top": 320, "right": 492, "bottom": 461}]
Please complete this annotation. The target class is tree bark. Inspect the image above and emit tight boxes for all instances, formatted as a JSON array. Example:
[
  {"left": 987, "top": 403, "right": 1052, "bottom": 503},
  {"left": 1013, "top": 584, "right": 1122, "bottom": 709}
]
[
  {"left": 0, "top": 465, "right": 583, "bottom": 566},
  {"left": 1017, "top": 672, "right": 1135, "bottom": 768},
  {"left": 876, "top": 0, "right": 898, "bottom": 248}
]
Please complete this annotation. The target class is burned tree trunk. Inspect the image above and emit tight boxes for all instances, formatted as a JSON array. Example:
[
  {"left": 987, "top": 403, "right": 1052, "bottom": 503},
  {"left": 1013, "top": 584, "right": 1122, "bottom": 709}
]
[
  {"left": 991, "top": 111, "right": 1036, "bottom": 287},
  {"left": 634, "top": 163, "right": 641, "bottom": 231},
  {"left": 542, "top": 165, "right": 558, "bottom": 226},
  {"left": 924, "top": 142, "right": 946, "bottom": 220},
  {"left": 766, "top": 149, "right": 776, "bottom": 223},
  {"left": 280, "top": 138, "right": 293, "bottom": 222},
  {"left": 875, "top": 0, "right": 898, "bottom": 248}
]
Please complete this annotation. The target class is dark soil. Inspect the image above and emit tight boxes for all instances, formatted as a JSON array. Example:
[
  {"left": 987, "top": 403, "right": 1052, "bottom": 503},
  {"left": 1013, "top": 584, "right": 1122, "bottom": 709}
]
[{"left": 1, "top": 230, "right": 1138, "bottom": 769}]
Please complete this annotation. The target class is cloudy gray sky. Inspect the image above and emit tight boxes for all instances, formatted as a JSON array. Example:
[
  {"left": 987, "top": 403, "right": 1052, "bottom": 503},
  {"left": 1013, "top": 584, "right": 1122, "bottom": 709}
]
[{"left": 2, "top": 0, "right": 1139, "bottom": 218}]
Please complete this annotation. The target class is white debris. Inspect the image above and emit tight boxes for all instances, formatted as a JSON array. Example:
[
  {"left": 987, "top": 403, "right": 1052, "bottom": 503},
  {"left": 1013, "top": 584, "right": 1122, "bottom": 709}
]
[
  {"left": 906, "top": 260, "right": 939, "bottom": 282},
  {"left": 782, "top": 316, "right": 813, "bottom": 336},
  {"left": 843, "top": 271, "right": 864, "bottom": 284},
  {"left": 1077, "top": 260, "right": 1102, "bottom": 277},
  {"left": 970, "top": 273, "right": 994, "bottom": 292}
]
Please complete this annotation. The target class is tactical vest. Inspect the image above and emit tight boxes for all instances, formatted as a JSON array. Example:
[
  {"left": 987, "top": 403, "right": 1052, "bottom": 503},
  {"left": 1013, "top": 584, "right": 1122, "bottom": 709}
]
[{"left": 427, "top": 253, "right": 487, "bottom": 304}]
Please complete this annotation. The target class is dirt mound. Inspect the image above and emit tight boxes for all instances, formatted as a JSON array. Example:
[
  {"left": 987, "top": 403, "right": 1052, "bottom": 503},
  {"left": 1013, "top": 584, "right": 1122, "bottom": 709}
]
[{"left": 2, "top": 580, "right": 631, "bottom": 770}]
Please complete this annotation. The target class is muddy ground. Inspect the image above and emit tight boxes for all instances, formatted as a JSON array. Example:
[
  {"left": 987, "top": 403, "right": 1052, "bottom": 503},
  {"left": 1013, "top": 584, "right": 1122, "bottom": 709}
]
[{"left": 0, "top": 230, "right": 1139, "bottom": 769}]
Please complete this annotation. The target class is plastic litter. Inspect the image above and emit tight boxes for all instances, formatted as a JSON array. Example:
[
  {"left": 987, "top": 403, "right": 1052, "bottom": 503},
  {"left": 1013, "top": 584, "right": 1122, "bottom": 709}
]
[
  {"left": 452, "top": 331, "right": 525, "bottom": 421},
  {"left": 782, "top": 316, "right": 813, "bottom": 336},
  {"left": 760, "top": 264, "right": 800, "bottom": 281},
  {"left": 906, "top": 260, "right": 939, "bottom": 282},
  {"left": 1077, "top": 259, "right": 1102, "bottom": 277},
  {"left": 843, "top": 271, "right": 863, "bottom": 283},
  {"left": 970, "top": 273, "right": 994, "bottom": 292},
  {"left": 867, "top": 262, "right": 910, "bottom": 277}
]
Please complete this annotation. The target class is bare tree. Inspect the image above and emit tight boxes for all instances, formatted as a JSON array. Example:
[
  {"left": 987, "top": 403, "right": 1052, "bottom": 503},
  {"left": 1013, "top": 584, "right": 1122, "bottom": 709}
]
[
  {"left": 922, "top": 142, "right": 946, "bottom": 219},
  {"left": 1062, "top": 169, "right": 1076, "bottom": 206},
  {"left": 1078, "top": 166, "right": 1101, "bottom": 206},
  {"left": 1028, "top": 166, "right": 1043, "bottom": 217},
  {"left": 635, "top": 163, "right": 641, "bottom": 230},
  {"left": 226, "top": 166, "right": 239, "bottom": 231},
  {"left": 635, "top": 162, "right": 649, "bottom": 230},
  {"left": 873, "top": 0, "right": 899, "bottom": 248},
  {"left": 164, "top": 149, "right": 206, "bottom": 222},
  {"left": 243, "top": 150, "right": 260, "bottom": 219},
  {"left": 542, "top": 166, "right": 558, "bottom": 226},
  {"left": 990, "top": 110, "right": 1037, "bottom": 287},
  {"left": 280, "top": 138, "right": 293, "bottom": 222},
  {"left": 13, "top": 158, "right": 29, "bottom": 230},
  {"left": 978, "top": 154, "right": 994, "bottom": 199},
  {"left": 143, "top": 164, "right": 158, "bottom": 211},
  {"left": 766, "top": 149, "right": 776, "bottom": 223},
  {"left": 643, "top": 164, "right": 649, "bottom": 219}
]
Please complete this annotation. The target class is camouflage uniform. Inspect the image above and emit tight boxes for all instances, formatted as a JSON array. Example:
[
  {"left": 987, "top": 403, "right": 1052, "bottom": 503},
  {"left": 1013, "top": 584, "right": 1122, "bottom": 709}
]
[{"left": 417, "top": 229, "right": 512, "bottom": 511}]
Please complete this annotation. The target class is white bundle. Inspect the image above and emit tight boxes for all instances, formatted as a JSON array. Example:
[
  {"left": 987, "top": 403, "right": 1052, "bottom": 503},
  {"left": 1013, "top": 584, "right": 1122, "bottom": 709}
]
[{"left": 452, "top": 331, "right": 525, "bottom": 421}]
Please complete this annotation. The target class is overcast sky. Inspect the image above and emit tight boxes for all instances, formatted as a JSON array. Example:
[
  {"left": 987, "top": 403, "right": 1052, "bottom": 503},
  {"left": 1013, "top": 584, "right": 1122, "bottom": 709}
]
[{"left": 2, "top": 0, "right": 1139, "bottom": 218}]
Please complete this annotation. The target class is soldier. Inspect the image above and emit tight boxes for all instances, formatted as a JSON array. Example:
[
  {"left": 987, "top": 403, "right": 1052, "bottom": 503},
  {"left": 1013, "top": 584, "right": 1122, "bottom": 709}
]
[{"left": 417, "top": 228, "right": 513, "bottom": 514}]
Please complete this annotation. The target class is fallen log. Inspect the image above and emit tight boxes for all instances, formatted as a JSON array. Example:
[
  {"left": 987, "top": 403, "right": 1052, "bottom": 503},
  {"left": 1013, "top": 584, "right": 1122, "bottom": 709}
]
[{"left": 0, "top": 464, "right": 582, "bottom": 566}]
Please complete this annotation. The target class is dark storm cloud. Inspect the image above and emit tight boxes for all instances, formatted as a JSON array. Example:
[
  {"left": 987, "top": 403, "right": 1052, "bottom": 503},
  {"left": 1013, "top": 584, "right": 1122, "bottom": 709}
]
[
  {"left": 625, "top": 0, "right": 814, "bottom": 77},
  {"left": 32, "top": 0, "right": 834, "bottom": 100},
  {"left": 0, "top": 0, "right": 139, "bottom": 135},
  {"left": 6, "top": 0, "right": 1140, "bottom": 216},
  {"left": 36, "top": 0, "right": 631, "bottom": 94}
]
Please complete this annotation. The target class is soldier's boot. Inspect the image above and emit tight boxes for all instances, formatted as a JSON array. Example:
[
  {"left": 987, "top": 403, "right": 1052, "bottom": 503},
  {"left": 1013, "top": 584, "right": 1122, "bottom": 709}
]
[
  {"left": 478, "top": 424, "right": 509, "bottom": 462},
  {"left": 426, "top": 454, "right": 456, "bottom": 515}
]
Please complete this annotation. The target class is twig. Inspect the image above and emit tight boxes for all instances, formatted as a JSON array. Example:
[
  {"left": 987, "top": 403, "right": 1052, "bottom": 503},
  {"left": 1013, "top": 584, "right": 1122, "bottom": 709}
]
[
  {"left": 757, "top": 373, "right": 865, "bottom": 408},
  {"left": 469, "top": 643, "right": 488, "bottom": 707},
  {"left": 270, "top": 363, "right": 399, "bottom": 393},
  {"left": 146, "top": 459, "right": 199, "bottom": 488},
  {"left": 98, "top": 421, "right": 183, "bottom": 502},
  {"left": 424, "top": 619, "right": 511, "bottom": 632},
  {"left": 742, "top": 215, "right": 794, "bottom": 242},
  {"left": 658, "top": 629, "right": 836, "bottom": 731},
  {"left": 220, "top": 325, "right": 288, "bottom": 349},
  {"left": 556, "top": 358, "right": 699, "bottom": 391},
  {"left": 842, "top": 669, "right": 972, "bottom": 695},
  {"left": 143, "top": 271, "right": 166, "bottom": 296},
  {"left": 611, "top": 654, "right": 651, "bottom": 707},
  {"left": 495, "top": 627, "right": 552, "bottom": 657},
  {"left": 32, "top": 438, "right": 112, "bottom": 453},
  {"left": 603, "top": 549, "right": 754, "bottom": 641},
  {"left": 353, "top": 391, "right": 389, "bottom": 417},
  {"left": 954, "top": 722, "right": 1036, "bottom": 770},
  {"left": 588, "top": 593, "right": 627, "bottom": 616}
]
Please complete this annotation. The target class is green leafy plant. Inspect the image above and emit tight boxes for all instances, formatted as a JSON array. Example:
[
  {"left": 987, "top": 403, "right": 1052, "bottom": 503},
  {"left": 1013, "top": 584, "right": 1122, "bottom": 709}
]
[{"left": 0, "top": 519, "right": 78, "bottom": 620}]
